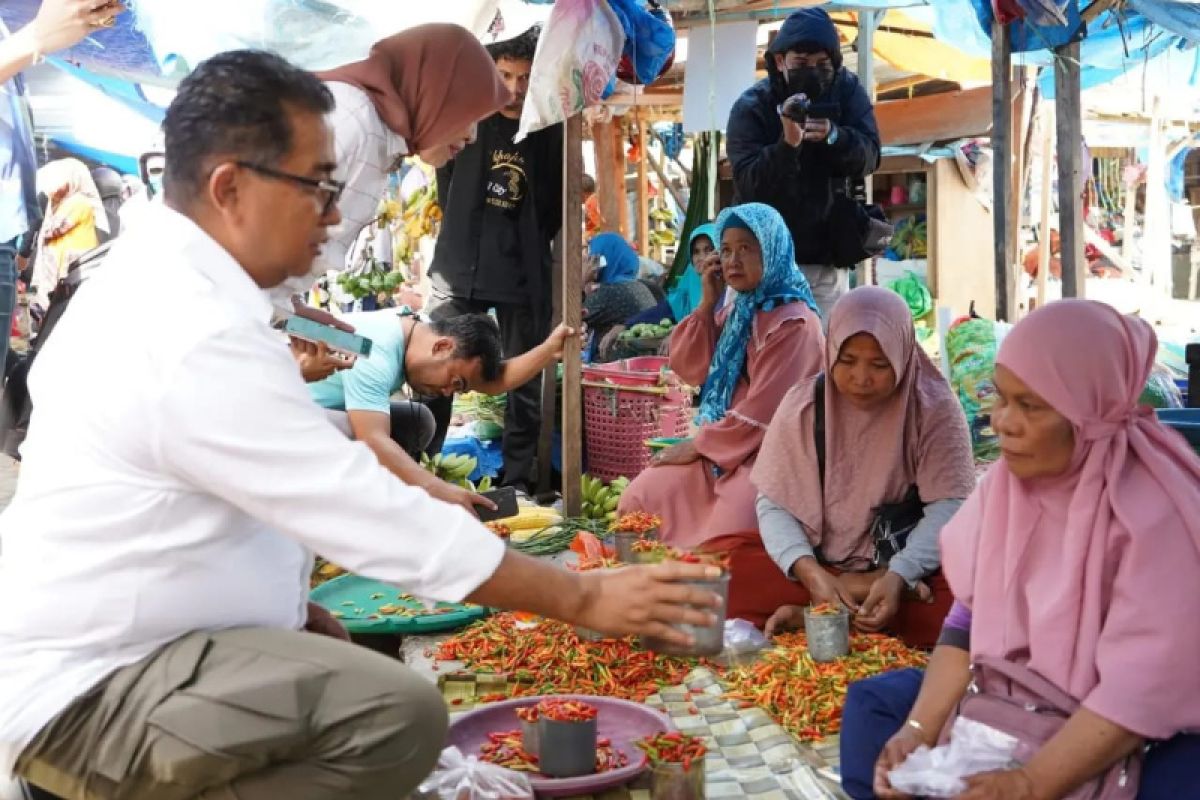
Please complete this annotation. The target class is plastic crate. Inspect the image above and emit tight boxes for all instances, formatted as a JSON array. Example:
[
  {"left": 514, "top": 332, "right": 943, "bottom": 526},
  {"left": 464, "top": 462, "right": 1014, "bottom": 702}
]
[
  {"left": 1157, "top": 408, "right": 1200, "bottom": 456},
  {"left": 582, "top": 358, "right": 691, "bottom": 482}
]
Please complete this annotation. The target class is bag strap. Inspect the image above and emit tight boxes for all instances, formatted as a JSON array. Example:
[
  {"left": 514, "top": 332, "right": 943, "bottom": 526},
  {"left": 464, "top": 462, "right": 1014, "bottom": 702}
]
[
  {"left": 814, "top": 373, "right": 826, "bottom": 489},
  {"left": 971, "top": 656, "right": 1081, "bottom": 715}
]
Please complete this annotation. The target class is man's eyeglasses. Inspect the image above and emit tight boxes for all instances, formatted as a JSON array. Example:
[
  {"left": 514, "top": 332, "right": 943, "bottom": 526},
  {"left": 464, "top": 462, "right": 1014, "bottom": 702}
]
[{"left": 235, "top": 161, "right": 345, "bottom": 217}]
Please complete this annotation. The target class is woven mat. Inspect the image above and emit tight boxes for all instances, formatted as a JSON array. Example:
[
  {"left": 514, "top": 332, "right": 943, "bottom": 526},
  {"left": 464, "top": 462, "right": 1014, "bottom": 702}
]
[{"left": 439, "top": 668, "right": 848, "bottom": 800}]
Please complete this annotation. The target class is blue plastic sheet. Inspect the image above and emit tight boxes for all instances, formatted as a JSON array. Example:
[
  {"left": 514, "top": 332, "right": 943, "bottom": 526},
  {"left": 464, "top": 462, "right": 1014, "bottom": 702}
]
[
  {"left": 606, "top": 0, "right": 675, "bottom": 85},
  {"left": 441, "top": 435, "right": 502, "bottom": 482}
]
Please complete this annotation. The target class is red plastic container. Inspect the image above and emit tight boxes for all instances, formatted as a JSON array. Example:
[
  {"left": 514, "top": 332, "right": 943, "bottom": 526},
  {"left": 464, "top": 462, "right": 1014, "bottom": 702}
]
[{"left": 582, "top": 357, "right": 692, "bottom": 482}]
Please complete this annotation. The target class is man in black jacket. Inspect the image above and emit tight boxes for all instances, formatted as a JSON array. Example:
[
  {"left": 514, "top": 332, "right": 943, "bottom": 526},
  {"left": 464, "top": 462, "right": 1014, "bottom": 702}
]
[
  {"left": 426, "top": 25, "right": 563, "bottom": 494},
  {"left": 726, "top": 7, "right": 880, "bottom": 320}
]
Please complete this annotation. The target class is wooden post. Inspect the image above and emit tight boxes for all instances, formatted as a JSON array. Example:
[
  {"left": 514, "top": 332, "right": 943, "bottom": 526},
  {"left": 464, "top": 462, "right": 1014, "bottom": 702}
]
[
  {"left": 1054, "top": 40, "right": 1085, "bottom": 298},
  {"left": 537, "top": 236, "right": 563, "bottom": 499},
  {"left": 593, "top": 118, "right": 625, "bottom": 237},
  {"left": 1037, "top": 104, "right": 1054, "bottom": 310},
  {"left": 991, "top": 20, "right": 1013, "bottom": 321},
  {"left": 560, "top": 114, "right": 584, "bottom": 516},
  {"left": 856, "top": 9, "right": 879, "bottom": 288},
  {"left": 636, "top": 114, "right": 650, "bottom": 256},
  {"left": 1143, "top": 94, "right": 1171, "bottom": 296}
]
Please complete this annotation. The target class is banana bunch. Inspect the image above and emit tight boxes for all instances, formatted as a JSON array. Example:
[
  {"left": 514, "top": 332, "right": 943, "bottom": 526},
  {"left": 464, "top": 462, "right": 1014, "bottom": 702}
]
[
  {"left": 419, "top": 452, "right": 481, "bottom": 489},
  {"left": 393, "top": 184, "right": 443, "bottom": 266},
  {"left": 581, "top": 474, "right": 631, "bottom": 522}
]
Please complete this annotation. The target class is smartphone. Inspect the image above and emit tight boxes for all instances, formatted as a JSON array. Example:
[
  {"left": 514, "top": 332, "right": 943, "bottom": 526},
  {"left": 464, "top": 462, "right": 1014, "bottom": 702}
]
[
  {"left": 285, "top": 315, "right": 373, "bottom": 358},
  {"left": 476, "top": 486, "right": 519, "bottom": 523}
]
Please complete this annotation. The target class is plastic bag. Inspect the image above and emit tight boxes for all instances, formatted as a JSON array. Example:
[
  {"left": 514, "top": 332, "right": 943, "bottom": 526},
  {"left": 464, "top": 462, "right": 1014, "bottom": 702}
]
[
  {"left": 415, "top": 746, "right": 533, "bottom": 800},
  {"left": 888, "top": 270, "right": 933, "bottom": 321},
  {"left": 887, "top": 717, "right": 1021, "bottom": 798},
  {"left": 946, "top": 317, "right": 1001, "bottom": 463},
  {"left": 516, "top": 0, "right": 624, "bottom": 142},
  {"left": 608, "top": 0, "right": 676, "bottom": 85},
  {"left": 713, "top": 618, "right": 770, "bottom": 668},
  {"left": 1139, "top": 363, "right": 1185, "bottom": 409}
]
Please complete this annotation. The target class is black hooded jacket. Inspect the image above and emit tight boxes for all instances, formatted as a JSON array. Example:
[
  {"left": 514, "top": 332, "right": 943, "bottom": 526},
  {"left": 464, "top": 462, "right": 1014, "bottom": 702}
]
[
  {"left": 725, "top": 8, "right": 881, "bottom": 266},
  {"left": 430, "top": 115, "right": 562, "bottom": 313}
]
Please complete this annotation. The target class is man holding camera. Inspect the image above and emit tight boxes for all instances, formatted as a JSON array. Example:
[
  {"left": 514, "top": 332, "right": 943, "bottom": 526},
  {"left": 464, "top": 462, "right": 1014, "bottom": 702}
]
[{"left": 726, "top": 7, "right": 881, "bottom": 320}]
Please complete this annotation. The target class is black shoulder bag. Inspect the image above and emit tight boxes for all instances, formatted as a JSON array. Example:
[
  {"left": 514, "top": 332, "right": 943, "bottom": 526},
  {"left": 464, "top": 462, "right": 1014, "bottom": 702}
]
[{"left": 813, "top": 373, "right": 925, "bottom": 568}]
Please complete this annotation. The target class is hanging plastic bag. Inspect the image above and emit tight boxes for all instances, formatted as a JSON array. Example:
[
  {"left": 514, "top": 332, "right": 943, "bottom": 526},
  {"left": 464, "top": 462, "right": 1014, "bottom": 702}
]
[
  {"left": 516, "top": 0, "right": 624, "bottom": 142},
  {"left": 886, "top": 717, "right": 1021, "bottom": 798},
  {"left": 415, "top": 746, "right": 533, "bottom": 800},
  {"left": 888, "top": 270, "right": 933, "bottom": 321},
  {"left": 1139, "top": 364, "right": 1185, "bottom": 410},
  {"left": 608, "top": 0, "right": 676, "bottom": 85}
]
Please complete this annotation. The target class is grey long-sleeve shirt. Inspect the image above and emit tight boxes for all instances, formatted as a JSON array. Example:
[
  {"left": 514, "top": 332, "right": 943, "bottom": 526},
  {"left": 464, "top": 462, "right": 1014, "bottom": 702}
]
[{"left": 757, "top": 493, "right": 963, "bottom": 586}]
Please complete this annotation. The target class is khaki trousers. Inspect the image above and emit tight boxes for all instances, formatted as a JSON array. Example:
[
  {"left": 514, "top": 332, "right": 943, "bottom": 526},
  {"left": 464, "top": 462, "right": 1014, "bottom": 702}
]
[{"left": 16, "top": 628, "right": 447, "bottom": 800}]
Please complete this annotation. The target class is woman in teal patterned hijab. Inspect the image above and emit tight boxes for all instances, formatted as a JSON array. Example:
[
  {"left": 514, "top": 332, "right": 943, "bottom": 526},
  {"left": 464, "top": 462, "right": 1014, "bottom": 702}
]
[
  {"left": 616, "top": 202, "right": 826, "bottom": 549},
  {"left": 696, "top": 203, "right": 819, "bottom": 424}
]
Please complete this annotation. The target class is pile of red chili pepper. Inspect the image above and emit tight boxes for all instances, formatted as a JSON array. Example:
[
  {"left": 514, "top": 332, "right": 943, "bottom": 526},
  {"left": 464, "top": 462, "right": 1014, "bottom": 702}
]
[
  {"left": 630, "top": 538, "right": 667, "bottom": 557},
  {"left": 809, "top": 602, "right": 844, "bottom": 616},
  {"left": 670, "top": 549, "right": 730, "bottom": 572},
  {"left": 537, "top": 698, "right": 598, "bottom": 722},
  {"left": 479, "top": 730, "right": 629, "bottom": 774},
  {"left": 434, "top": 613, "right": 699, "bottom": 702},
  {"left": 515, "top": 706, "right": 539, "bottom": 723},
  {"left": 636, "top": 732, "right": 708, "bottom": 771},
  {"left": 724, "top": 632, "right": 927, "bottom": 742},
  {"left": 610, "top": 511, "right": 662, "bottom": 534}
]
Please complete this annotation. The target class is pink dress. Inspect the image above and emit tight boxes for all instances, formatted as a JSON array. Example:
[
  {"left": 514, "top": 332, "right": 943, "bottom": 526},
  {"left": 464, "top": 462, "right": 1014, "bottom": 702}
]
[{"left": 618, "top": 302, "right": 825, "bottom": 548}]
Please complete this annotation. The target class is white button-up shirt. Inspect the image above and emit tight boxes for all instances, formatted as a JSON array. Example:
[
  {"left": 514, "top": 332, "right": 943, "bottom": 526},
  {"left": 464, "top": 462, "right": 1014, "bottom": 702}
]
[
  {"left": 271, "top": 82, "right": 408, "bottom": 310},
  {"left": 0, "top": 203, "right": 505, "bottom": 774}
]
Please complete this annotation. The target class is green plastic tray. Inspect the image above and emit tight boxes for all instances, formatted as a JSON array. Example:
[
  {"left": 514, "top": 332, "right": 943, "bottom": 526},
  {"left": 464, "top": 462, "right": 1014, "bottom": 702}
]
[
  {"left": 310, "top": 574, "right": 489, "bottom": 635},
  {"left": 644, "top": 436, "right": 689, "bottom": 452}
]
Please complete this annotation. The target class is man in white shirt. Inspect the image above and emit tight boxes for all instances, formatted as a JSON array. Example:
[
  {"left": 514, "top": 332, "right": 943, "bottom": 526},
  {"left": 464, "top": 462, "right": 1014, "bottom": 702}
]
[{"left": 0, "top": 50, "right": 720, "bottom": 800}]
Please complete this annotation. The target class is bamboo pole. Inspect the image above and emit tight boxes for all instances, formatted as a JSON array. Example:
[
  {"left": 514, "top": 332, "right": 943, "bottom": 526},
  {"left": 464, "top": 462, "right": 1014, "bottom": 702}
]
[
  {"left": 1037, "top": 104, "right": 1054, "bottom": 310},
  {"left": 560, "top": 114, "right": 584, "bottom": 515},
  {"left": 636, "top": 114, "right": 650, "bottom": 256}
]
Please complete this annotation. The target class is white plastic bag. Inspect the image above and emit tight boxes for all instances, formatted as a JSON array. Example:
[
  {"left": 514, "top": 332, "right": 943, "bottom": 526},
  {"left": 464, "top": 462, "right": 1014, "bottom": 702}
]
[
  {"left": 886, "top": 716, "right": 1021, "bottom": 798},
  {"left": 516, "top": 0, "right": 624, "bottom": 142},
  {"left": 416, "top": 746, "right": 534, "bottom": 800}
]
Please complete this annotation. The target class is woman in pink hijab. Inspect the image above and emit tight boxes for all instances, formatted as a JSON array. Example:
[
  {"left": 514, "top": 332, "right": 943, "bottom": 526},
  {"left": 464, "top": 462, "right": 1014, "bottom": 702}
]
[
  {"left": 846, "top": 300, "right": 1200, "bottom": 800},
  {"left": 708, "top": 287, "right": 975, "bottom": 647}
]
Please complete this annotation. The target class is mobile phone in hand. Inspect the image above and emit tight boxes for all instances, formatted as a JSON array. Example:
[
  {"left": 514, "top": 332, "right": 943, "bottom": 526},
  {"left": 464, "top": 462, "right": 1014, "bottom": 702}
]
[
  {"left": 476, "top": 486, "right": 519, "bottom": 523},
  {"left": 285, "top": 315, "right": 373, "bottom": 358}
]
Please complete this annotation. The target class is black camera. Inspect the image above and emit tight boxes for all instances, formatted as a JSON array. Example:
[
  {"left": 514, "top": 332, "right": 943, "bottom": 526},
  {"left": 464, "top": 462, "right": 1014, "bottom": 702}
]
[{"left": 779, "top": 94, "right": 812, "bottom": 125}]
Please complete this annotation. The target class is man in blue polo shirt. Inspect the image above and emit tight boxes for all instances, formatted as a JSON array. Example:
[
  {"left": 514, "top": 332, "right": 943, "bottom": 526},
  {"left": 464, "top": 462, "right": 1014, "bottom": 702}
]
[{"left": 308, "top": 310, "right": 573, "bottom": 514}]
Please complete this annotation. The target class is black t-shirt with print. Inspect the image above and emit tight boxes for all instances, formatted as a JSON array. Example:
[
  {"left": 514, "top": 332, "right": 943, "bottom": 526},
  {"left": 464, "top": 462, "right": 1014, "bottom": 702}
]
[{"left": 474, "top": 115, "right": 529, "bottom": 303}]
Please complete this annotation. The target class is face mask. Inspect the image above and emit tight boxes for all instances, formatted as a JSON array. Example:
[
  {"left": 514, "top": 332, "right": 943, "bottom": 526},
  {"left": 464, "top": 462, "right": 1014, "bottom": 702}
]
[{"left": 785, "top": 64, "right": 834, "bottom": 99}]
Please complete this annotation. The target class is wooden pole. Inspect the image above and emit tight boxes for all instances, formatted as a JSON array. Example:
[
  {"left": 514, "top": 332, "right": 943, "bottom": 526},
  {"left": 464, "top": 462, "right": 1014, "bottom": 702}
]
[
  {"left": 636, "top": 114, "right": 650, "bottom": 256},
  {"left": 1008, "top": 68, "right": 1027, "bottom": 316},
  {"left": 1054, "top": 40, "right": 1086, "bottom": 298},
  {"left": 1144, "top": 94, "right": 1172, "bottom": 296},
  {"left": 537, "top": 236, "right": 563, "bottom": 499},
  {"left": 856, "top": 9, "right": 879, "bottom": 288},
  {"left": 593, "top": 119, "right": 624, "bottom": 236},
  {"left": 991, "top": 20, "right": 1013, "bottom": 321},
  {"left": 561, "top": 114, "right": 584, "bottom": 516},
  {"left": 1037, "top": 103, "right": 1054, "bottom": 310}
]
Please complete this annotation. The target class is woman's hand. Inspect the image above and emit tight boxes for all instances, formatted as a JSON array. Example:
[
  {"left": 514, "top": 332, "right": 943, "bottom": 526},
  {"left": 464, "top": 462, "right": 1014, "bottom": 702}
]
[
  {"left": 956, "top": 768, "right": 1039, "bottom": 800},
  {"left": 652, "top": 439, "right": 700, "bottom": 467},
  {"left": 598, "top": 325, "right": 625, "bottom": 360},
  {"left": 873, "top": 722, "right": 930, "bottom": 799},
  {"left": 290, "top": 337, "right": 355, "bottom": 382},
  {"left": 763, "top": 604, "right": 804, "bottom": 637},
  {"left": 790, "top": 557, "right": 860, "bottom": 613},
  {"left": 855, "top": 571, "right": 907, "bottom": 632},
  {"left": 32, "top": 0, "right": 126, "bottom": 55},
  {"left": 697, "top": 252, "right": 725, "bottom": 310}
]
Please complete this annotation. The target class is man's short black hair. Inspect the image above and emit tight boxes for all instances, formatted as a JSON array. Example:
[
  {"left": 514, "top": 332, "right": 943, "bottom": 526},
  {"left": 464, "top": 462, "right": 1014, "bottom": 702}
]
[
  {"left": 162, "top": 50, "right": 334, "bottom": 204},
  {"left": 429, "top": 313, "right": 504, "bottom": 382},
  {"left": 582, "top": 174, "right": 596, "bottom": 193},
  {"left": 487, "top": 25, "right": 540, "bottom": 63}
]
